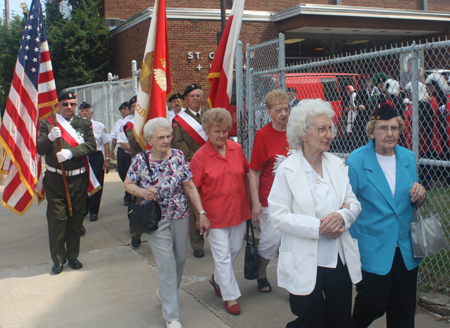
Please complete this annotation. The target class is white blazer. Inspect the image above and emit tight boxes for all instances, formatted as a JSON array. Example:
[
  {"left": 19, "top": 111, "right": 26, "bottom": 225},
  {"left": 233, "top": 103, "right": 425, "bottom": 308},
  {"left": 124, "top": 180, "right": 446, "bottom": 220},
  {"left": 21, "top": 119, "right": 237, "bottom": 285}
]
[{"left": 268, "top": 149, "right": 362, "bottom": 296}]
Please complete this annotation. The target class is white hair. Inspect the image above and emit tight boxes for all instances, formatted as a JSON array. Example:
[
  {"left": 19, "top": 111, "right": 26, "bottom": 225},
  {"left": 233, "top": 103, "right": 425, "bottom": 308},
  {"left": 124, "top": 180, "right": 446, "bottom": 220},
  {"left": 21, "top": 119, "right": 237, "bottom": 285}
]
[
  {"left": 143, "top": 117, "right": 172, "bottom": 139},
  {"left": 287, "top": 99, "right": 335, "bottom": 149}
]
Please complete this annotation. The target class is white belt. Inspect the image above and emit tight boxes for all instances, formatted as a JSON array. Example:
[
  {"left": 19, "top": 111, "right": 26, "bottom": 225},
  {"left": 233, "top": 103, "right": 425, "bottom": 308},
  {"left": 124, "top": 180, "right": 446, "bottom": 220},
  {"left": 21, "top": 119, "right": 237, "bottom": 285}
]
[{"left": 47, "top": 165, "right": 86, "bottom": 176}]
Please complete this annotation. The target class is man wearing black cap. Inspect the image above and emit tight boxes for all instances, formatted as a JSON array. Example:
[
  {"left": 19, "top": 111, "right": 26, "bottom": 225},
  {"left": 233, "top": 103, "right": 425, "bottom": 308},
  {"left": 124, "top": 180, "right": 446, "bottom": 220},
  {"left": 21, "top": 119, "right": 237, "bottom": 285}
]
[
  {"left": 172, "top": 84, "right": 207, "bottom": 258},
  {"left": 111, "top": 100, "right": 133, "bottom": 206},
  {"left": 37, "top": 91, "right": 96, "bottom": 274},
  {"left": 168, "top": 92, "right": 184, "bottom": 120},
  {"left": 79, "top": 102, "right": 111, "bottom": 221}
]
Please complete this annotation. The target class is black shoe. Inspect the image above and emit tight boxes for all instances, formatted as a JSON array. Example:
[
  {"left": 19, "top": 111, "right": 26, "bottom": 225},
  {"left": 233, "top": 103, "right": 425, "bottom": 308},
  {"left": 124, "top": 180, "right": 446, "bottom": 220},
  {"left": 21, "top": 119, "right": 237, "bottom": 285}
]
[
  {"left": 193, "top": 249, "right": 205, "bottom": 258},
  {"left": 68, "top": 259, "right": 83, "bottom": 270},
  {"left": 80, "top": 225, "right": 86, "bottom": 235},
  {"left": 89, "top": 213, "right": 98, "bottom": 221},
  {"left": 131, "top": 236, "right": 141, "bottom": 248},
  {"left": 52, "top": 263, "right": 64, "bottom": 274}
]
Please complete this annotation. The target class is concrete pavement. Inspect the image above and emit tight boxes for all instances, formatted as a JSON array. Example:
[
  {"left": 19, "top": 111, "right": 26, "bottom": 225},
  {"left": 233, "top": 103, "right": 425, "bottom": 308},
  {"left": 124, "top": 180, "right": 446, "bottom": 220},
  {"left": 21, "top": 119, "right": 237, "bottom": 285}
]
[{"left": 1, "top": 173, "right": 448, "bottom": 327}]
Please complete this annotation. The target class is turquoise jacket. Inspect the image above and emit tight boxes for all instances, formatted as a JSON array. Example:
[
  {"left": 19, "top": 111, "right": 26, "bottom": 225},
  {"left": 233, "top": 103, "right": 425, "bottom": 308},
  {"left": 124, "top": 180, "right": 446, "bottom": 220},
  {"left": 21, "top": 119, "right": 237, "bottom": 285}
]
[{"left": 347, "top": 139, "right": 422, "bottom": 275}]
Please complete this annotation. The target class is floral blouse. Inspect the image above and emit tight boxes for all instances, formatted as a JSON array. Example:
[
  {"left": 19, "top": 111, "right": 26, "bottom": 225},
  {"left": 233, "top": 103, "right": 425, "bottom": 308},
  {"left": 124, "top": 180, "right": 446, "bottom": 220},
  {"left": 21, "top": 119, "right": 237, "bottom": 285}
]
[{"left": 127, "top": 149, "right": 193, "bottom": 220}]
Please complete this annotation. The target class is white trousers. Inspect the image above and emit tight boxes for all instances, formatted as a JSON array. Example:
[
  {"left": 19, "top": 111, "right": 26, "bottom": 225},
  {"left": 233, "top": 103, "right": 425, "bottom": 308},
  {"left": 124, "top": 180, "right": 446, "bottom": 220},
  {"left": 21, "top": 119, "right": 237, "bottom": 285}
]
[
  {"left": 258, "top": 206, "right": 282, "bottom": 260},
  {"left": 207, "top": 221, "right": 247, "bottom": 301},
  {"left": 145, "top": 217, "right": 189, "bottom": 323}
]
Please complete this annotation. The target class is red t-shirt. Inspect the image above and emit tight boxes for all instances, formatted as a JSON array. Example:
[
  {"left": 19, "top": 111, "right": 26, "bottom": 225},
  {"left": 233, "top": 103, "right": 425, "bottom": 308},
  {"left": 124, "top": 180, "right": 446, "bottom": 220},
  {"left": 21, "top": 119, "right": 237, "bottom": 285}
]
[
  {"left": 190, "top": 139, "right": 251, "bottom": 229},
  {"left": 249, "top": 123, "right": 290, "bottom": 207}
]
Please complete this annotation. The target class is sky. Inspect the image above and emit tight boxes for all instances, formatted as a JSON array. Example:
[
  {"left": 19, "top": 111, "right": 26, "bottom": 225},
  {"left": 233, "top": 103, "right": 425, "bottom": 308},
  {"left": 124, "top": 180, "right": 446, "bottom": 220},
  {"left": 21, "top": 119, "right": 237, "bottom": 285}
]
[{"left": 2, "top": 0, "right": 26, "bottom": 18}]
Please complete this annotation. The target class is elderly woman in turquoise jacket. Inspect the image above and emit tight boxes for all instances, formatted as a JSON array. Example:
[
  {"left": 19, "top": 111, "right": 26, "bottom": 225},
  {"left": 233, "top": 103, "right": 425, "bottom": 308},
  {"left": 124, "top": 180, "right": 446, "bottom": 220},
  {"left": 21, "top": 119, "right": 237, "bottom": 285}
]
[{"left": 346, "top": 102, "right": 426, "bottom": 328}]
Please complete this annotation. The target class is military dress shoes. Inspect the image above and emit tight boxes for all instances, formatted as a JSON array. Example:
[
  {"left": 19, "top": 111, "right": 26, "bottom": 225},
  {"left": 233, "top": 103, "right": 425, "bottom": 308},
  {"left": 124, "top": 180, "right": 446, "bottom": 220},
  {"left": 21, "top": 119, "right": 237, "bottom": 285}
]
[
  {"left": 131, "top": 236, "right": 141, "bottom": 248},
  {"left": 193, "top": 249, "right": 205, "bottom": 258},
  {"left": 68, "top": 259, "right": 83, "bottom": 270},
  {"left": 90, "top": 213, "right": 98, "bottom": 221},
  {"left": 80, "top": 225, "right": 86, "bottom": 235},
  {"left": 52, "top": 263, "right": 64, "bottom": 274}
]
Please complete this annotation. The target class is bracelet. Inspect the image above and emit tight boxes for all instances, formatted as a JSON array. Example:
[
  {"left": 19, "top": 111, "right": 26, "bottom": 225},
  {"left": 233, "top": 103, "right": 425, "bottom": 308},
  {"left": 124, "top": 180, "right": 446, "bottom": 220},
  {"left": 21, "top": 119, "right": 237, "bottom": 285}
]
[
  {"left": 105, "top": 157, "right": 110, "bottom": 160},
  {"left": 198, "top": 210, "right": 207, "bottom": 216}
]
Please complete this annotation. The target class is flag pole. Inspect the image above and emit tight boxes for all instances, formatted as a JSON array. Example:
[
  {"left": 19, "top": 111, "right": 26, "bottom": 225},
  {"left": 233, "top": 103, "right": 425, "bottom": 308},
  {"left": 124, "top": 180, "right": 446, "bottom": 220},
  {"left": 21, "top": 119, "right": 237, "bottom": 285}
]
[{"left": 50, "top": 105, "right": 73, "bottom": 216}]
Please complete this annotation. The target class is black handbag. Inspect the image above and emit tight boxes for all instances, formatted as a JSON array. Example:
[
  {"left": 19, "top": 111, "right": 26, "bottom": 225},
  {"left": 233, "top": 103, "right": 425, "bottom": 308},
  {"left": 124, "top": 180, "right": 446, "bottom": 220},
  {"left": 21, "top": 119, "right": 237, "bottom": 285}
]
[
  {"left": 244, "top": 220, "right": 259, "bottom": 280},
  {"left": 128, "top": 152, "right": 162, "bottom": 234}
]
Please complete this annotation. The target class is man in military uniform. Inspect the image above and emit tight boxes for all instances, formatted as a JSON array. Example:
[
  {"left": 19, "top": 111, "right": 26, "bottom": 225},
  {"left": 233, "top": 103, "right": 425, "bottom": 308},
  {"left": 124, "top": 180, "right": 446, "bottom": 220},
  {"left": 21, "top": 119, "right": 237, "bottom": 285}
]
[
  {"left": 79, "top": 102, "right": 111, "bottom": 221},
  {"left": 111, "top": 101, "right": 132, "bottom": 206},
  {"left": 37, "top": 91, "right": 96, "bottom": 274},
  {"left": 171, "top": 83, "right": 207, "bottom": 258}
]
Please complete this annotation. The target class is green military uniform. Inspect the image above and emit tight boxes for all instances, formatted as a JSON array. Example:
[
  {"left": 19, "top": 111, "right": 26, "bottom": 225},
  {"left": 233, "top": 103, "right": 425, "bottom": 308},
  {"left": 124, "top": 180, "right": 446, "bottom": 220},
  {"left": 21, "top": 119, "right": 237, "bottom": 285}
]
[
  {"left": 171, "top": 107, "right": 207, "bottom": 251},
  {"left": 37, "top": 116, "right": 96, "bottom": 264}
]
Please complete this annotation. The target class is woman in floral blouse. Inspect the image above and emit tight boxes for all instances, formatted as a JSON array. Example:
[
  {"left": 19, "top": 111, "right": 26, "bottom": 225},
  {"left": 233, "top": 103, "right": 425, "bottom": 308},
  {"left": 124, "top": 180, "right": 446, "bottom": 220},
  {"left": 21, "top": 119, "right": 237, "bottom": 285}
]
[{"left": 124, "top": 117, "right": 210, "bottom": 328}]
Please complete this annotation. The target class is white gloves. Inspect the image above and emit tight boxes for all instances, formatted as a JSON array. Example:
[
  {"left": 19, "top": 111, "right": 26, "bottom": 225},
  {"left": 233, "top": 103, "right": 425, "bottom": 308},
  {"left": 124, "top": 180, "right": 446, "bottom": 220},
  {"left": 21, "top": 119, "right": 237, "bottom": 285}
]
[
  {"left": 48, "top": 127, "right": 61, "bottom": 142},
  {"left": 439, "top": 105, "right": 447, "bottom": 114},
  {"left": 57, "top": 149, "right": 73, "bottom": 163}
]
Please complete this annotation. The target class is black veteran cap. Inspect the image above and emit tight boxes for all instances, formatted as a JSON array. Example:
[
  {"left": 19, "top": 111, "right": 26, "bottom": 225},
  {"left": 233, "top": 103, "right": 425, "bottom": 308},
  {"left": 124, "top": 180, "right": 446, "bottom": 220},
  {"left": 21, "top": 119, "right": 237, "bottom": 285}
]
[
  {"left": 286, "top": 87, "right": 297, "bottom": 93},
  {"left": 370, "top": 102, "right": 399, "bottom": 121},
  {"left": 183, "top": 84, "right": 202, "bottom": 98},
  {"left": 128, "top": 95, "right": 137, "bottom": 108},
  {"left": 119, "top": 101, "right": 129, "bottom": 111},
  {"left": 58, "top": 91, "right": 77, "bottom": 101},
  {"left": 79, "top": 102, "right": 91, "bottom": 110},
  {"left": 168, "top": 93, "right": 182, "bottom": 103}
]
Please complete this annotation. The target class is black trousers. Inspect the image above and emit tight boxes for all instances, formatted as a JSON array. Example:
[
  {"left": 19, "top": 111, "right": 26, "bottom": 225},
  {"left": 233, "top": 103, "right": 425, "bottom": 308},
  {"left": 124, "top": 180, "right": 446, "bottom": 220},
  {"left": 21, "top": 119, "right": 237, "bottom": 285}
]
[
  {"left": 287, "top": 258, "right": 353, "bottom": 328},
  {"left": 352, "top": 248, "right": 418, "bottom": 328},
  {"left": 86, "top": 151, "right": 105, "bottom": 215},
  {"left": 117, "top": 147, "right": 131, "bottom": 201}
]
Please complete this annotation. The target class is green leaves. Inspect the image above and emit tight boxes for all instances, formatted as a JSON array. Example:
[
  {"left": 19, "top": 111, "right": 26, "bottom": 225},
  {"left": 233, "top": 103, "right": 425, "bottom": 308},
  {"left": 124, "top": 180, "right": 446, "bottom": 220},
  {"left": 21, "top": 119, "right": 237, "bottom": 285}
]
[
  {"left": 45, "top": 0, "right": 112, "bottom": 92},
  {"left": 0, "top": 15, "right": 26, "bottom": 114}
]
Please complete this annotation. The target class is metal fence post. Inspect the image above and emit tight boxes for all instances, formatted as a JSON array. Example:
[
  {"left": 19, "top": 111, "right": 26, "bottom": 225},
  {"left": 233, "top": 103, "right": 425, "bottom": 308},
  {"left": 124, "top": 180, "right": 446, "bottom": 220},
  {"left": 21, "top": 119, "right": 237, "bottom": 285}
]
[
  {"left": 236, "top": 41, "right": 243, "bottom": 145},
  {"left": 132, "top": 60, "right": 138, "bottom": 95},
  {"left": 411, "top": 44, "right": 420, "bottom": 168},
  {"left": 107, "top": 73, "right": 114, "bottom": 134},
  {"left": 245, "top": 42, "right": 253, "bottom": 159},
  {"left": 278, "top": 33, "right": 286, "bottom": 90}
]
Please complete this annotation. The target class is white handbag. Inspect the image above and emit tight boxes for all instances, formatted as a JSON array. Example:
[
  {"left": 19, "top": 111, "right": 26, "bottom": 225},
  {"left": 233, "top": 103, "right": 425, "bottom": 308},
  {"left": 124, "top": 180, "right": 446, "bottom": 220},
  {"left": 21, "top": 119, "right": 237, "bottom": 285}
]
[{"left": 410, "top": 199, "right": 448, "bottom": 258}]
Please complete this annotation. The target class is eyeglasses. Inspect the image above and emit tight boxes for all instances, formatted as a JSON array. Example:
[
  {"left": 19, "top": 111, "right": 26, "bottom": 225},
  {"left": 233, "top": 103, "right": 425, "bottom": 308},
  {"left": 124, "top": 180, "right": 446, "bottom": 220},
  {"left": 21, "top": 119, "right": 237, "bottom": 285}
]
[
  {"left": 156, "top": 135, "right": 173, "bottom": 141},
  {"left": 374, "top": 126, "right": 400, "bottom": 133},
  {"left": 188, "top": 94, "right": 202, "bottom": 99},
  {"left": 61, "top": 102, "right": 77, "bottom": 108},
  {"left": 309, "top": 125, "right": 337, "bottom": 137}
]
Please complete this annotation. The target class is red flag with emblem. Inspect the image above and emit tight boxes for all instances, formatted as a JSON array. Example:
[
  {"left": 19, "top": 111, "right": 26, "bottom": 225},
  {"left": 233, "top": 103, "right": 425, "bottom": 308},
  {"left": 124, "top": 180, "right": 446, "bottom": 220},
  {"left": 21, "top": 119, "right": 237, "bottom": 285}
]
[{"left": 133, "top": 0, "right": 172, "bottom": 150}]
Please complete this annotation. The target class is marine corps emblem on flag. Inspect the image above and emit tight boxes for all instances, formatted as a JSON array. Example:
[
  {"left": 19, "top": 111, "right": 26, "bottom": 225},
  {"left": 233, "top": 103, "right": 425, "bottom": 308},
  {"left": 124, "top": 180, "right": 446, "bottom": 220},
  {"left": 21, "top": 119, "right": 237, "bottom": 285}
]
[{"left": 140, "top": 52, "right": 154, "bottom": 95}]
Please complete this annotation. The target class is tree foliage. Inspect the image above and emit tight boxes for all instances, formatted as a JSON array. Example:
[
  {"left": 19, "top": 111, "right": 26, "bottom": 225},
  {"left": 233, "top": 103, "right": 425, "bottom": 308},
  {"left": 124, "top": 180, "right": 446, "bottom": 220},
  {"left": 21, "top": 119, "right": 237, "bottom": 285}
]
[
  {"left": 45, "top": 0, "right": 112, "bottom": 91},
  {"left": 0, "top": 15, "right": 26, "bottom": 114}
]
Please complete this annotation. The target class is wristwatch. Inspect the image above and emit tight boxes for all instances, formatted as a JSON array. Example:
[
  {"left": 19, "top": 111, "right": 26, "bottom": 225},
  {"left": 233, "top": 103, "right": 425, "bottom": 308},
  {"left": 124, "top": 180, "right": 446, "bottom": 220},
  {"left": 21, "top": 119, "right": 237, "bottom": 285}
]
[
  {"left": 198, "top": 210, "right": 207, "bottom": 216},
  {"left": 105, "top": 157, "right": 110, "bottom": 161}
]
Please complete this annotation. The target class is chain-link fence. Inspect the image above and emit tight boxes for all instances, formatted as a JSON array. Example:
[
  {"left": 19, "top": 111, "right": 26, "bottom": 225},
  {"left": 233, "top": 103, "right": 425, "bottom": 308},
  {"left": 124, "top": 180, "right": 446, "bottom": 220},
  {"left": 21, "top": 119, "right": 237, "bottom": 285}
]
[
  {"left": 240, "top": 36, "right": 450, "bottom": 291},
  {"left": 65, "top": 63, "right": 139, "bottom": 134}
]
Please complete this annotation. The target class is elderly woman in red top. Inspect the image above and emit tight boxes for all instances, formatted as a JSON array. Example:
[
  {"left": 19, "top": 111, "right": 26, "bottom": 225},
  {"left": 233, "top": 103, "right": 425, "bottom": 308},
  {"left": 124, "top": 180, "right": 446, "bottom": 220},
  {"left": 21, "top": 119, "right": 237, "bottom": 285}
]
[
  {"left": 190, "top": 107, "right": 251, "bottom": 316},
  {"left": 249, "top": 89, "right": 291, "bottom": 293}
]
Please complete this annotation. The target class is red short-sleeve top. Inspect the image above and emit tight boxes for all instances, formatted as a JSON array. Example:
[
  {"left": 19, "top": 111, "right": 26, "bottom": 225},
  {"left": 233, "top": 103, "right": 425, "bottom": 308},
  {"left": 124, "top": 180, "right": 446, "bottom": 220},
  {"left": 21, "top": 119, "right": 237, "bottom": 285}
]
[{"left": 190, "top": 139, "right": 251, "bottom": 228}]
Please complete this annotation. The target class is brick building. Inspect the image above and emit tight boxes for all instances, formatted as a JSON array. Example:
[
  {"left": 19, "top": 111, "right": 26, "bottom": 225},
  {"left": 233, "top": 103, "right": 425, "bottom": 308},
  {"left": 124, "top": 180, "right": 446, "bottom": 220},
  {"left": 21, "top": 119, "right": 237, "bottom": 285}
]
[{"left": 108, "top": 0, "right": 450, "bottom": 97}]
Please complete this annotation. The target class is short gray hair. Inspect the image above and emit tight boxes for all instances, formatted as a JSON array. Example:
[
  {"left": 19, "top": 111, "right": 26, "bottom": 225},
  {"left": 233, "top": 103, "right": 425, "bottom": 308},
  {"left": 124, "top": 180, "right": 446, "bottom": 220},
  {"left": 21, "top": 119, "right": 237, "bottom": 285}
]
[
  {"left": 287, "top": 99, "right": 335, "bottom": 149},
  {"left": 143, "top": 117, "right": 172, "bottom": 139}
]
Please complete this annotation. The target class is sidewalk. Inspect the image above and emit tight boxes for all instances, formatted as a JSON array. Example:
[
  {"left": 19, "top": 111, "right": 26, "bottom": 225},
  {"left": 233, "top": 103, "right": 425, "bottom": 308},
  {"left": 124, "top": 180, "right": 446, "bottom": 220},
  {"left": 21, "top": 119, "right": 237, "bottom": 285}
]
[{"left": 0, "top": 173, "right": 448, "bottom": 327}]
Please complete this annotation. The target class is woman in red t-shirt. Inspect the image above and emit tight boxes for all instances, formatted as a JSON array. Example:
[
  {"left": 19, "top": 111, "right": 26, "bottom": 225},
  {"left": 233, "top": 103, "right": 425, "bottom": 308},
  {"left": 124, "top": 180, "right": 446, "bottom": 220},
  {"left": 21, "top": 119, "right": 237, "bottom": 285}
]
[
  {"left": 190, "top": 108, "right": 251, "bottom": 315},
  {"left": 249, "top": 89, "right": 291, "bottom": 293}
]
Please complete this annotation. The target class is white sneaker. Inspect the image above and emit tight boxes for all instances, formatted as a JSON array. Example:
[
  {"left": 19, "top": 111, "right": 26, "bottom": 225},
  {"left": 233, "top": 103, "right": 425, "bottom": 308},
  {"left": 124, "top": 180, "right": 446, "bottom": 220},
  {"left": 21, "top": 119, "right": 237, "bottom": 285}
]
[
  {"left": 155, "top": 288, "right": 161, "bottom": 302},
  {"left": 166, "top": 321, "right": 182, "bottom": 328}
]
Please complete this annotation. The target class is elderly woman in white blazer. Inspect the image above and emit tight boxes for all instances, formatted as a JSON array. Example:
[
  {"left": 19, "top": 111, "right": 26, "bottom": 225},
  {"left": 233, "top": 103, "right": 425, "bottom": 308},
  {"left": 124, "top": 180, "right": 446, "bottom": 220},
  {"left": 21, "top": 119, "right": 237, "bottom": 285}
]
[{"left": 268, "top": 98, "right": 362, "bottom": 328}]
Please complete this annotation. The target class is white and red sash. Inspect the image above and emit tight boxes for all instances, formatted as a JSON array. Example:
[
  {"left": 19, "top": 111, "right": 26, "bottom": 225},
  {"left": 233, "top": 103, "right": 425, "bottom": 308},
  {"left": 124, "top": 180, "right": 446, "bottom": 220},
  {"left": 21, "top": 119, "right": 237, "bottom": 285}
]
[
  {"left": 47, "top": 114, "right": 101, "bottom": 196},
  {"left": 173, "top": 110, "right": 208, "bottom": 146}
]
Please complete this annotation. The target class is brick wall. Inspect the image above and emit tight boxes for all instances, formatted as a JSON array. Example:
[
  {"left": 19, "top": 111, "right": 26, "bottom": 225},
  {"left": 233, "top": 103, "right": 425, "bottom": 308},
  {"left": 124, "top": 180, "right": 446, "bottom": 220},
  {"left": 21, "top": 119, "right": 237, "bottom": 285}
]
[{"left": 111, "top": 19, "right": 278, "bottom": 102}]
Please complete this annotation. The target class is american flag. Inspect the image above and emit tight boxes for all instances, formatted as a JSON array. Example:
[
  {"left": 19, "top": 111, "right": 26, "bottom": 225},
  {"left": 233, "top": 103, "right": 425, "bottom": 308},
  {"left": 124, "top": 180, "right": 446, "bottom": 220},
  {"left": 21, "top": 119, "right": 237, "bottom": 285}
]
[{"left": 0, "top": 0, "right": 58, "bottom": 215}]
